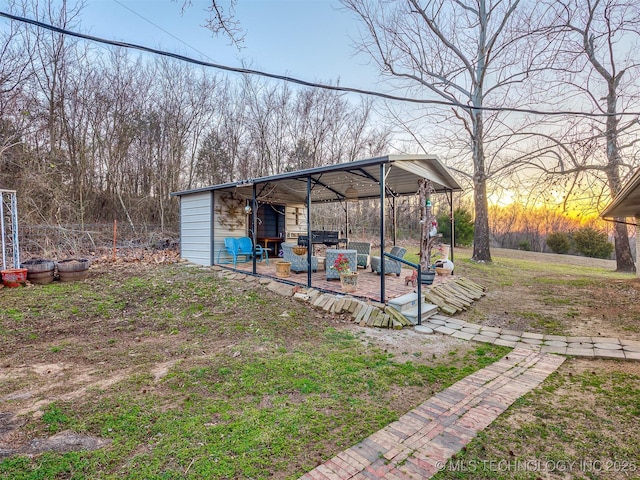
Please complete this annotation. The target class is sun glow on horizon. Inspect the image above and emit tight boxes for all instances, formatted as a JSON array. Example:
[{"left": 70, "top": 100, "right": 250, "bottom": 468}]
[{"left": 487, "top": 187, "right": 606, "bottom": 227}]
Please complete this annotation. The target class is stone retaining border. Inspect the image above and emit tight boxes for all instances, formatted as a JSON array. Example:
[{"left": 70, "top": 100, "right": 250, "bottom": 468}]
[{"left": 211, "top": 267, "right": 640, "bottom": 361}]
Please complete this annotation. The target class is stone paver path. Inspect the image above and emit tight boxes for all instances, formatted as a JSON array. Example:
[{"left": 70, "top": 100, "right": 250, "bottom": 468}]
[
  {"left": 421, "top": 314, "right": 640, "bottom": 361},
  {"left": 300, "top": 348, "right": 565, "bottom": 480}
]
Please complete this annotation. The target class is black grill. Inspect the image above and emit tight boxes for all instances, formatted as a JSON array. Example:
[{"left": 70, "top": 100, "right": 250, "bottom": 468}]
[{"left": 298, "top": 230, "right": 341, "bottom": 247}]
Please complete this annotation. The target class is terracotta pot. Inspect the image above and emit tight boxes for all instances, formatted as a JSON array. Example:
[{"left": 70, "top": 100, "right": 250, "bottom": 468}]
[
  {"left": 1, "top": 268, "right": 28, "bottom": 288},
  {"left": 57, "top": 258, "right": 91, "bottom": 282},
  {"left": 339, "top": 272, "right": 358, "bottom": 293},
  {"left": 275, "top": 261, "right": 291, "bottom": 278},
  {"left": 21, "top": 259, "right": 55, "bottom": 285}
]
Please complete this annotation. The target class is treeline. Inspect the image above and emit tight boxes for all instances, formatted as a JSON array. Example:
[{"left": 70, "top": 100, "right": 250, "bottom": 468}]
[
  {"left": 0, "top": 3, "right": 391, "bottom": 232},
  {"left": 489, "top": 204, "right": 611, "bottom": 253}
]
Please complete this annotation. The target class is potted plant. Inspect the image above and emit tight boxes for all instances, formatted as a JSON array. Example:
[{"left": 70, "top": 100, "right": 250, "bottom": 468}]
[{"left": 331, "top": 253, "right": 358, "bottom": 292}]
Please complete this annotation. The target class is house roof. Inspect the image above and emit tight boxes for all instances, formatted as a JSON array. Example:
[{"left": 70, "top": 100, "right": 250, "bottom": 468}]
[
  {"left": 601, "top": 168, "right": 640, "bottom": 218},
  {"left": 170, "top": 154, "right": 463, "bottom": 204}
]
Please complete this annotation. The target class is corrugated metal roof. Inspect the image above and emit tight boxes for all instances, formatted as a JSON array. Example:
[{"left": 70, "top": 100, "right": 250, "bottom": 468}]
[
  {"left": 601, "top": 168, "right": 640, "bottom": 218},
  {"left": 171, "top": 154, "right": 463, "bottom": 203}
]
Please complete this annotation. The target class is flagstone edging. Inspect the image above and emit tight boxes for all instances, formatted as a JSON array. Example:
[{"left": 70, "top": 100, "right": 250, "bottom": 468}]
[{"left": 211, "top": 267, "right": 640, "bottom": 361}]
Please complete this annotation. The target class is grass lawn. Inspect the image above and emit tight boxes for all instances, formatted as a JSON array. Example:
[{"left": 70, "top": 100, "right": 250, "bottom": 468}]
[
  {"left": 407, "top": 247, "right": 640, "bottom": 480},
  {"left": 0, "top": 262, "right": 506, "bottom": 479},
  {"left": 2, "top": 247, "right": 639, "bottom": 479}
]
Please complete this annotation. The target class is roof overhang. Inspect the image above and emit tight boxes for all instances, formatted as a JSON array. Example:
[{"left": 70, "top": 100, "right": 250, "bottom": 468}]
[
  {"left": 601, "top": 168, "right": 640, "bottom": 218},
  {"left": 171, "top": 154, "right": 463, "bottom": 204}
]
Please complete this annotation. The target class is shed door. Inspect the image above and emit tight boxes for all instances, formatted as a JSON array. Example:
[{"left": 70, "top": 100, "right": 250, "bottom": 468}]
[
  {"left": 258, "top": 204, "right": 286, "bottom": 238},
  {"left": 179, "top": 192, "right": 212, "bottom": 265}
]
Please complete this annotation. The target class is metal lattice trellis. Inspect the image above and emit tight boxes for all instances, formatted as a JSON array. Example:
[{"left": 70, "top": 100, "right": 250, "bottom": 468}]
[{"left": 0, "top": 189, "right": 20, "bottom": 270}]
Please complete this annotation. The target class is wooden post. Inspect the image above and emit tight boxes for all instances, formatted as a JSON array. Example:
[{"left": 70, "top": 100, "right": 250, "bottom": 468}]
[{"left": 113, "top": 219, "right": 117, "bottom": 261}]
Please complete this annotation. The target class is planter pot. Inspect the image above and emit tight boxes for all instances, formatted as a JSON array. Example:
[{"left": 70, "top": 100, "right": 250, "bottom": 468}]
[
  {"left": 420, "top": 271, "right": 436, "bottom": 285},
  {"left": 21, "top": 259, "right": 55, "bottom": 285},
  {"left": 57, "top": 258, "right": 91, "bottom": 282},
  {"left": 434, "top": 259, "right": 454, "bottom": 276},
  {"left": 339, "top": 272, "right": 358, "bottom": 293},
  {"left": 275, "top": 261, "right": 291, "bottom": 278},
  {"left": 1, "top": 268, "right": 28, "bottom": 288},
  {"left": 292, "top": 246, "right": 307, "bottom": 256}
]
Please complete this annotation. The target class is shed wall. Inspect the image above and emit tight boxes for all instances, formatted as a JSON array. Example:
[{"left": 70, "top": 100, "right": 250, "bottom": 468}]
[
  {"left": 179, "top": 192, "right": 212, "bottom": 265},
  {"left": 213, "top": 190, "right": 249, "bottom": 264}
]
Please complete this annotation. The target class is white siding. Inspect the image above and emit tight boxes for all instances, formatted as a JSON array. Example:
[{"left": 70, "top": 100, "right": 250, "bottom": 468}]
[{"left": 180, "top": 192, "right": 212, "bottom": 265}]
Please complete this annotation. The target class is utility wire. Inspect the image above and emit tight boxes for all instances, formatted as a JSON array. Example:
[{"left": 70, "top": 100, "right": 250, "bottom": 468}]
[
  {"left": 111, "top": 0, "right": 215, "bottom": 62},
  {"left": 2, "top": 10, "right": 640, "bottom": 118}
]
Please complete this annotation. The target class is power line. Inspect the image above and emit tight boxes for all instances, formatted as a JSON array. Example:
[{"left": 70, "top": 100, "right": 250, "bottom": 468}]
[
  {"left": 111, "top": 0, "right": 215, "bottom": 63},
  {"left": 2, "top": 10, "right": 640, "bottom": 119}
]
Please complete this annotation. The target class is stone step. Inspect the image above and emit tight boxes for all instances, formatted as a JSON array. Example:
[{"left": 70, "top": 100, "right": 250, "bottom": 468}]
[
  {"left": 401, "top": 303, "right": 439, "bottom": 325},
  {"left": 387, "top": 292, "right": 420, "bottom": 313}
]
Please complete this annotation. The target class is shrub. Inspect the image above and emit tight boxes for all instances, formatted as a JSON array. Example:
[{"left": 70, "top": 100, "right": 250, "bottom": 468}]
[
  {"left": 573, "top": 227, "right": 614, "bottom": 259},
  {"left": 546, "top": 232, "right": 571, "bottom": 254},
  {"left": 437, "top": 208, "right": 474, "bottom": 247},
  {"left": 518, "top": 240, "right": 531, "bottom": 251}
]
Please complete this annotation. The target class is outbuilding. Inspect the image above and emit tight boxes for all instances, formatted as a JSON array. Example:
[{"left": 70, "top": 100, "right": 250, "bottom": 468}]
[{"left": 170, "top": 154, "right": 462, "bottom": 301}]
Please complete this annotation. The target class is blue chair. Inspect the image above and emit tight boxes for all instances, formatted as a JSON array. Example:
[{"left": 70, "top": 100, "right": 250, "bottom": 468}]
[
  {"left": 281, "top": 242, "right": 318, "bottom": 273},
  {"left": 217, "top": 237, "right": 256, "bottom": 267},
  {"left": 325, "top": 249, "right": 358, "bottom": 280},
  {"left": 348, "top": 241, "right": 371, "bottom": 269},
  {"left": 370, "top": 246, "right": 407, "bottom": 276},
  {"left": 217, "top": 237, "right": 243, "bottom": 267},
  {"left": 237, "top": 236, "right": 268, "bottom": 265}
]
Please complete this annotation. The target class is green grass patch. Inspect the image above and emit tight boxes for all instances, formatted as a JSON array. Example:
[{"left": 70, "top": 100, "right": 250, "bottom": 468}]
[
  {"left": 0, "top": 263, "right": 510, "bottom": 479},
  {"left": 0, "top": 336, "right": 508, "bottom": 479}
]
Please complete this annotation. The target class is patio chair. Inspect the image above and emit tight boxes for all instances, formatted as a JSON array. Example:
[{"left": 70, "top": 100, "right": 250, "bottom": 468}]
[
  {"left": 217, "top": 237, "right": 248, "bottom": 267},
  {"left": 370, "top": 246, "right": 407, "bottom": 276},
  {"left": 347, "top": 241, "right": 371, "bottom": 269},
  {"left": 237, "top": 236, "right": 268, "bottom": 264},
  {"left": 281, "top": 242, "right": 318, "bottom": 273}
]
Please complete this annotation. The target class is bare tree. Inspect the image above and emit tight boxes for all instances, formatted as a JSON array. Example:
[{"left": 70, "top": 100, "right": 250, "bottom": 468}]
[
  {"left": 179, "top": 0, "right": 245, "bottom": 47},
  {"left": 524, "top": 0, "right": 640, "bottom": 271},
  {"left": 0, "top": 3, "right": 34, "bottom": 185},
  {"left": 342, "top": 0, "right": 545, "bottom": 262}
]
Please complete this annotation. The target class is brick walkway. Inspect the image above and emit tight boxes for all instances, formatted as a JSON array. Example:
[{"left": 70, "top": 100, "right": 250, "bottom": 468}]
[{"left": 299, "top": 348, "right": 565, "bottom": 480}]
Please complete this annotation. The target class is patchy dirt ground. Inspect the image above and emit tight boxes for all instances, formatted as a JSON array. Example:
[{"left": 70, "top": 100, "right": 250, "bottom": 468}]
[
  {"left": 1, "top": 247, "right": 639, "bottom": 474},
  {"left": 455, "top": 247, "right": 640, "bottom": 341},
  {"left": 1, "top": 256, "right": 483, "bottom": 465}
]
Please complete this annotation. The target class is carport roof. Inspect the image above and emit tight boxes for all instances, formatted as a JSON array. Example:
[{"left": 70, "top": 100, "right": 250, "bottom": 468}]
[
  {"left": 170, "top": 154, "right": 463, "bottom": 204},
  {"left": 601, "top": 168, "right": 640, "bottom": 218}
]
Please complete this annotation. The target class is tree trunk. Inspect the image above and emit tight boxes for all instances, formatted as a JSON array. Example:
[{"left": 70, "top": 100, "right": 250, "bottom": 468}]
[
  {"left": 472, "top": 171, "right": 492, "bottom": 262},
  {"left": 612, "top": 220, "right": 634, "bottom": 272},
  {"left": 471, "top": 109, "right": 492, "bottom": 262},
  {"left": 605, "top": 84, "right": 635, "bottom": 272},
  {"left": 418, "top": 179, "right": 434, "bottom": 272}
]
